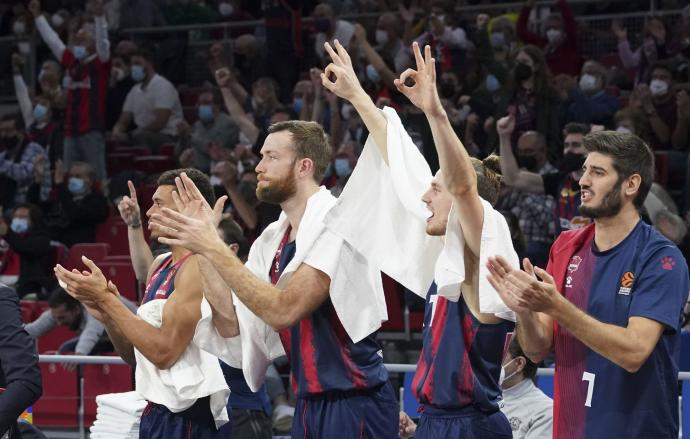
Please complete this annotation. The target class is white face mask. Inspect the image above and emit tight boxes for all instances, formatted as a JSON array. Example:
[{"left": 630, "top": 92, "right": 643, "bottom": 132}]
[
  {"left": 218, "top": 2, "right": 234, "bottom": 16},
  {"left": 375, "top": 29, "right": 388, "bottom": 45},
  {"left": 649, "top": 79, "right": 669, "bottom": 97},
  {"left": 51, "top": 13, "right": 65, "bottom": 28},
  {"left": 579, "top": 74, "right": 599, "bottom": 92},
  {"left": 616, "top": 126, "right": 633, "bottom": 134},
  {"left": 499, "top": 357, "right": 520, "bottom": 387},
  {"left": 546, "top": 28, "right": 562, "bottom": 44}
]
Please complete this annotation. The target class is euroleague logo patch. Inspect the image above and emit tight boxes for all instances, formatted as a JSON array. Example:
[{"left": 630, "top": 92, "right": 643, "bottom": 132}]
[{"left": 618, "top": 271, "right": 635, "bottom": 295}]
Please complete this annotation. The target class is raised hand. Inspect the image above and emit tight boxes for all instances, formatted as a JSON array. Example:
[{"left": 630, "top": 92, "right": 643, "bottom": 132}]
[
  {"left": 33, "top": 154, "right": 46, "bottom": 182},
  {"left": 476, "top": 13, "right": 489, "bottom": 30},
  {"left": 117, "top": 180, "right": 142, "bottom": 228},
  {"left": 321, "top": 40, "right": 364, "bottom": 102},
  {"left": 496, "top": 114, "right": 515, "bottom": 137},
  {"left": 215, "top": 67, "right": 233, "bottom": 89},
  {"left": 55, "top": 256, "right": 111, "bottom": 306},
  {"left": 611, "top": 20, "right": 627, "bottom": 41},
  {"left": 394, "top": 42, "right": 443, "bottom": 117}
]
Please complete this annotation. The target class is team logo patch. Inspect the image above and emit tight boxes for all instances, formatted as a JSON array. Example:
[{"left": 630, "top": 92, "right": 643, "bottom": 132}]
[
  {"left": 568, "top": 256, "right": 582, "bottom": 273},
  {"left": 509, "top": 417, "right": 522, "bottom": 431},
  {"left": 618, "top": 271, "right": 635, "bottom": 295},
  {"left": 661, "top": 256, "right": 675, "bottom": 271}
]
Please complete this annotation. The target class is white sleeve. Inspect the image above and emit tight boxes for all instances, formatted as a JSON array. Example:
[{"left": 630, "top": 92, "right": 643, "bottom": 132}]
[
  {"left": 34, "top": 15, "right": 65, "bottom": 61},
  {"left": 13, "top": 74, "right": 34, "bottom": 127},
  {"left": 153, "top": 81, "right": 178, "bottom": 110},
  {"left": 94, "top": 15, "right": 111, "bottom": 62}
]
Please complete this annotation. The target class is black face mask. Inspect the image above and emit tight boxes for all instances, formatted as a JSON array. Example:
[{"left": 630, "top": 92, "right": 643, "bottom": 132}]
[
  {"left": 516, "top": 154, "right": 538, "bottom": 172},
  {"left": 559, "top": 152, "right": 586, "bottom": 174},
  {"left": 514, "top": 63, "right": 533, "bottom": 82},
  {"left": 0, "top": 135, "right": 19, "bottom": 151}
]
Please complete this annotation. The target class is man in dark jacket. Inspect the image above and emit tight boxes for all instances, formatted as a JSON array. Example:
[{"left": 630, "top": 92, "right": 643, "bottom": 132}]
[
  {"left": 0, "top": 282, "right": 42, "bottom": 438},
  {"left": 0, "top": 204, "right": 54, "bottom": 298}
]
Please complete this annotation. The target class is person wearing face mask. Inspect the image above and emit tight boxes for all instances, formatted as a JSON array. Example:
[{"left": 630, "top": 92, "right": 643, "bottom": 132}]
[
  {"left": 375, "top": 13, "right": 412, "bottom": 74},
  {"left": 176, "top": 91, "right": 239, "bottom": 173},
  {"left": 565, "top": 60, "right": 620, "bottom": 127},
  {"left": 106, "top": 53, "right": 135, "bottom": 130},
  {"left": 29, "top": 0, "right": 111, "bottom": 182},
  {"left": 516, "top": 0, "right": 582, "bottom": 76},
  {"left": 0, "top": 113, "right": 52, "bottom": 208},
  {"left": 499, "top": 337, "right": 553, "bottom": 439},
  {"left": 230, "top": 34, "right": 269, "bottom": 93},
  {"left": 0, "top": 204, "right": 54, "bottom": 298},
  {"left": 613, "top": 107, "right": 651, "bottom": 144},
  {"left": 12, "top": 55, "right": 64, "bottom": 167},
  {"left": 634, "top": 61, "right": 678, "bottom": 149},
  {"left": 499, "top": 116, "right": 593, "bottom": 234},
  {"left": 112, "top": 47, "right": 184, "bottom": 152},
  {"left": 486, "top": 45, "right": 562, "bottom": 160},
  {"left": 329, "top": 142, "right": 358, "bottom": 198},
  {"left": 28, "top": 161, "right": 108, "bottom": 247},
  {"left": 312, "top": 3, "right": 355, "bottom": 65}
]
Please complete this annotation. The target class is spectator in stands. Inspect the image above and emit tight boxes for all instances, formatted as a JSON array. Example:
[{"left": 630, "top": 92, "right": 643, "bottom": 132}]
[
  {"left": 612, "top": 18, "right": 668, "bottom": 86},
  {"left": 313, "top": 2, "right": 355, "bottom": 65},
  {"left": 12, "top": 55, "right": 63, "bottom": 166},
  {"left": 35, "top": 59, "right": 66, "bottom": 113},
  {"left": 500, "top": 336, "right": 553, "bottom": 439},
  {"left": 329, "top": 141, "right": 359, "bottom": 198},
  {"left": 231, "top": 34, "right": 269, "bottom": 92},
  {"left": 414, "top": 0, "right": 472, "bottom": 56},
  {"left": 614, "top": 106, "right": 651, "bottom": 144},
  {"left": 631, "top": 61, "right": 678, "bottom": 149},
  {"left": 564, "top": 60, "right": 620, "bottom": 127},
  {"left": 0, "top": 113, "right": 51, "bottom": 208},
  {"left": 212, "top": 160, "right": 259, "bottom": 232},
  {"left": 25, "top": 288, "right": 137, "bottom": 359},
  {"left": 177, "top": 90, "right": 239, "bottom": 173},
  {"left": 29, "top": 0, "right": 111, "bottom": 182},
  {"left": 0, "top": 282, "right": 42, "bottom": 439},
  {"left": 489, "top": 45, "right": 562, "bottom": 160},
  {"left": 0, "top": 203, "right": 54, "bottom": 298},
  {"left": 375, "top": 12, "right": 412, "bottom": 73},
  {"left": 352, "top": 23, "right": 399, "bottom": 93},
  {"left": 28, "top": 161, "right": 108, "bottom": 247},
  {"left": 496, "top": 130, "right": 556, "bottom": 266},
  {"left": 106, "top": 53, "right": 135, "bottom": 131},
  {"left": 516, "top": 0, "right": 582, "bottom": 76},
  {"left": 111, "top": 48, "right": 183, "bottom": 152},
  {"left": 673, "top": 88, "right": 690, "bottom": 149},
  {"left": 499, "top": 116, "right": 592, "bottom": 233}
]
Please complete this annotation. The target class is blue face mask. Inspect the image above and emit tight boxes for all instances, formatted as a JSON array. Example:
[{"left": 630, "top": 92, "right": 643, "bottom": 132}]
[
  {"left": 33, "top": 104, "right": 48, "bottom": 122},
  {"left": 131, "top": 64, "right": 146, "bottom": 82},
  {"left": 486, "top": 74, "right": 501, "bottom": 92},
  {"left": 68, "top": 177, "right": 86, "bottom": 194},
  {"left": 73, "top": 45, "right": 88, "bottom": 60},
  {"left": 366, "top": 64, "right": 380, "bottom": 83},
  {"left": 62, "top": 76, "right": 71, "bottom": 89},
  {"left": 292, "top": 97, "right": 304, "bottom": 114},
  {"left": 10, "top": 218, "right": 29, "bottom": 234},
  {"left": 198, "top": 104, "right": 214, "bottom": 122},
  {"left": 334, "top": 158, "right": 351, "bottom": 177},
  {"left": 490, "top": 32, "right": 505, "bottom": 48}
]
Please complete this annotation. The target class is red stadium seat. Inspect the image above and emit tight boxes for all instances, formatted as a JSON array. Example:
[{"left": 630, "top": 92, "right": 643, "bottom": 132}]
[
  {"left": 83, "top": 360, "right": 134, "bottom": 426},
  {"left": 96, "top": 216, "right": 130, "bottom": 256},
  {"left": 100, "top": 262, "right": 138, "bottom": 302},
  {"left": 33, "top": 363, "right": 79, "bottom": 428},
  {"left": 107, "top": 152, "right": 136, "bottom": 176},
  {"left": 65, "top": 243, "right": 111, "bottom": 270},
  {"left": 113, "top": 145, "right": 152, "bottom": 156},
  {"left": 36, "top": 326, "right": 79, "bottom": 353}
]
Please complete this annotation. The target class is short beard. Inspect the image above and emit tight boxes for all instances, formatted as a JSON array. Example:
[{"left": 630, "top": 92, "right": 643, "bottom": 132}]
[
  {"left": 257, "top": 171, "right": 297, "bottom": 205},
  {"left": 579, "top": 180, "right": 623, "bottom": 219}
]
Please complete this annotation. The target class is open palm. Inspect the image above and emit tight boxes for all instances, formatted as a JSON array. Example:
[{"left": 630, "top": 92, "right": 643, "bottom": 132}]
[{"left": 394, "top": 43, "right": 443, "bottom": 116}]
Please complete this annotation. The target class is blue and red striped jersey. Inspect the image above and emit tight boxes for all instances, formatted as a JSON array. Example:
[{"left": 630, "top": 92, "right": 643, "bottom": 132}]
[
  {"left": 273, "top": 239, "right": 388, "bottom": 398},
  {"left": 412, "top": 283, "right": 513, "bottom": 411},
  {"left": 549, "top": 220, "right": 688, "bottom": 439},
  {"left": 62, "top": 49, "right": 111, "bottom": 137}
]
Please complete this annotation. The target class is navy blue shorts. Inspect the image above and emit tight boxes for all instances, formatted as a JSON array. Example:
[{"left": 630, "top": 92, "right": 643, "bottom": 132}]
[
  {"left": 139, "top": 396, "right": 233, "bottom": 439},
  {"left": 291, "top": 382, "right": 398, "bottom": 439},
  {"left": 415, "top": 406, "right": 512, "bottom": 439}
]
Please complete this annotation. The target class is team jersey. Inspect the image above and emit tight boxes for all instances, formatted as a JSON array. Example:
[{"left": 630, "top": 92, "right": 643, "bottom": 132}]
[
  {"left": 142, "top": 253, "right": 192, "bottom": 303},
  {"left": 219, "top": 363, "right": 271, "bottom": 414},
  {"left": 271, "top": 232, "right": 389, "bottom": 398},
  {"left": 549, "top": 220, "right": 688, "bottom": 439},
  {"left": 412, "top": 283, "right": 514, "bottom": 412},
  {"left": 62, "top": 49, "right": 111, "bottom": 137},
  {"left": 543, "top": 173, "right": 592, "bottom": 232}
]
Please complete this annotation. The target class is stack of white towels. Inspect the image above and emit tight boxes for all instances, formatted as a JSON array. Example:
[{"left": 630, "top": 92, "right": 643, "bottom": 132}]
[{"left": 89, "top": 391, "right": 147, "bottom": 438}]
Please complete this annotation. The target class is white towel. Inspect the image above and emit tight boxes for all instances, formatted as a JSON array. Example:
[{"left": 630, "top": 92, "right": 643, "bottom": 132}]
[
  {"left": 325, "top": 106, "right": 517, "bottom": 319},
  {"left": 134, "top": 300, "right": 230, "bottom": 428},
  {"left": 195, "top": 187, "right": 387, "bottom": 391},
  {"left": 90, "top": 391, "right": 144, "bottom": 438}
]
